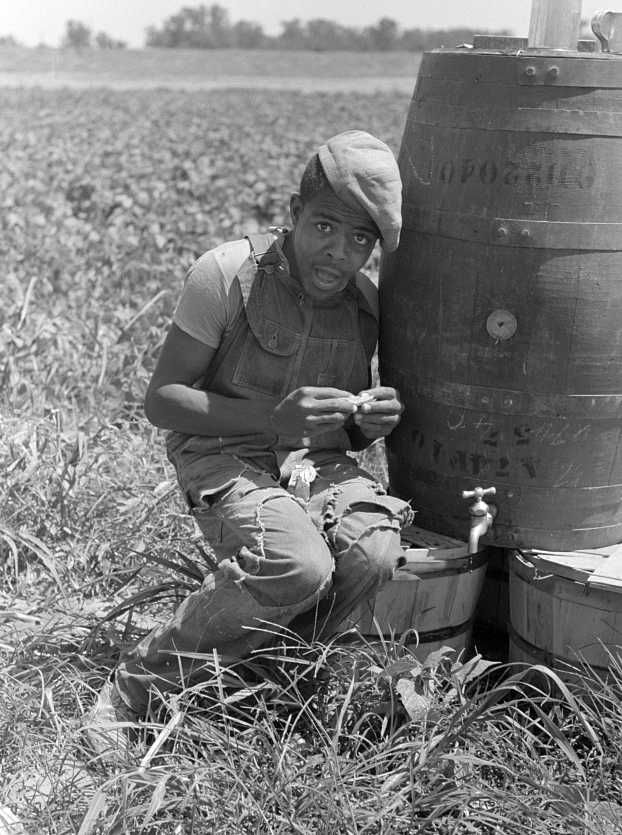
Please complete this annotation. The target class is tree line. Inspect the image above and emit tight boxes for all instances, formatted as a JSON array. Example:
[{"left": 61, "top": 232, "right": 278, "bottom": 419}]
[
  {"left": 55, "top": 4, "right": 504, "bottom": 51},
  {"left": 59, "top": 20, "right": 127, "bottom": 49},
  {"left": 145, "top": 5, "right": 498, "bottom": 50}
]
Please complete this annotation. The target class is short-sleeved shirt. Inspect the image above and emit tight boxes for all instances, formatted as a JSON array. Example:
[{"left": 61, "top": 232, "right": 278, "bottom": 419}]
[{"left": 173, "top": 239, "right": 251, "bottom": 349}]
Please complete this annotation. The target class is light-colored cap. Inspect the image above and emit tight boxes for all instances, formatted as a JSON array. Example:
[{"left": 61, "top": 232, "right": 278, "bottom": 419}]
[{"left": 318, "top": 130, "right": 402, "bottom": 252}]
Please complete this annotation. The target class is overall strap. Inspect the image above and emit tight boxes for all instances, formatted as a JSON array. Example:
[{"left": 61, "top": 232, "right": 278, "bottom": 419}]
[
  {"left": 246, "top": 231, "right": 282, "bottom": 262},
  {"left": 238, "top": 230, "right": 286, "bottom": 306},
  {"left": 201, "top": 233, "right": 281, "bottom": 389}
]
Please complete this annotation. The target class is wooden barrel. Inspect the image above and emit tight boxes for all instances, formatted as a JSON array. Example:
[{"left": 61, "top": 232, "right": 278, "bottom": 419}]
[
  {"left": 380, "top": 46, "right": 622, "bottom": 550},
  {"left": 508, "top": 549, "right": 622, "bottom": 676},
  {"left": 354, "top": 526, "right": 487, "bottom": 659}
]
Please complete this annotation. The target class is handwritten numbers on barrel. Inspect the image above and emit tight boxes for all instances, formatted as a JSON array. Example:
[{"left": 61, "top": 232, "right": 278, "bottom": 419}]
[{"left": 410, "top": 420, "right": 542, "bottom": 481}]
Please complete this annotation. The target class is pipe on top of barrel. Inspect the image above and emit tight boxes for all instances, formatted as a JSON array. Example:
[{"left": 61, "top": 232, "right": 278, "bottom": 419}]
[{"left": 528, "top": 0, "right": 582, "bottom": 48}]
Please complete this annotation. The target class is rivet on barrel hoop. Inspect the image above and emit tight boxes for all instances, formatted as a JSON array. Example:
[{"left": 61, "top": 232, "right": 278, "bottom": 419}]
[
  {"left": 547, "top": 66, "right": 560, "bottom": 79},
  {"left": 524, "top": 65, "right": 537, "bottom": 78}
]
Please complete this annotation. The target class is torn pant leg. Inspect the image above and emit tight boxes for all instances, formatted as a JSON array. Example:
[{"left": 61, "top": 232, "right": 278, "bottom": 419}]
[
  {"left": 288, "top": 465, "right": 413, "bottom": 643},
  {"left": 116, "top": 477, "right": 334, "bottom": 714}
]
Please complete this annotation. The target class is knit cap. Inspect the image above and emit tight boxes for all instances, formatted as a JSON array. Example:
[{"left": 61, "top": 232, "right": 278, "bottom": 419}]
[{"left": 318, "top": 130, "right": 402, "bottom": 252}]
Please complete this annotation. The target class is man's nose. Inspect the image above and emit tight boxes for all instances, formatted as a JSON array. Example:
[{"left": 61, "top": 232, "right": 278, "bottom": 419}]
[{"left": 327, "top": 233, "right": 348, "bottom": 261}]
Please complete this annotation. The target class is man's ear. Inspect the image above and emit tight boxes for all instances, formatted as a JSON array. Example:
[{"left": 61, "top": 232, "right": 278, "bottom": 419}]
[{"left": 289, "top": 193, "right": 303, "bottom": 226}]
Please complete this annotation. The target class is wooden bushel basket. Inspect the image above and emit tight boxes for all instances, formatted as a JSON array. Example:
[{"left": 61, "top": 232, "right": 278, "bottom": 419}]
[
  {"left": 353, "top": 526, "right": 488, "bottom": 659},
  {"left": 509, "top": 548, "right": 622, "bottom": 677}
]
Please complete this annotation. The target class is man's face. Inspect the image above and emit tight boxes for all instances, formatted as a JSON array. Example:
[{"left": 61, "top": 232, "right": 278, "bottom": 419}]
[{"left": 288, "top": 188, "right": 379, "bottom": 300}]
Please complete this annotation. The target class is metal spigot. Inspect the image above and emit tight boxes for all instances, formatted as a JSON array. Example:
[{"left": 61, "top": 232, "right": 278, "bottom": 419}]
[{"left": 462, "top": 486, "right": 497, "bottom": 554}]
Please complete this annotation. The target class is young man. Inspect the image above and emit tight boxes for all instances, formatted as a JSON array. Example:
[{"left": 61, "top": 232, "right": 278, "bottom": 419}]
[{"left": 87, "top": 130, "right": 412, "bottom": 757}]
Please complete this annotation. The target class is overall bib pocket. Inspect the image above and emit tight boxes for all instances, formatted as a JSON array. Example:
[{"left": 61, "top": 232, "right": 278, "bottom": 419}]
[{"left": 232, "top": 316, "right": 301, "bottom": 398}]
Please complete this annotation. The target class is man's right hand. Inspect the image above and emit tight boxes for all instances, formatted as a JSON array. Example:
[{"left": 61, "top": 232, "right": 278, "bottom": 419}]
[{"left": 271, "top": 387, "right": 357, "bottom": 438}]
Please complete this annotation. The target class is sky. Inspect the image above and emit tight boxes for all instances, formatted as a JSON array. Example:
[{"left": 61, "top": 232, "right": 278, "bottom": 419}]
[{"left": 1, "top": 1, "right": 604, "bottom": 48}]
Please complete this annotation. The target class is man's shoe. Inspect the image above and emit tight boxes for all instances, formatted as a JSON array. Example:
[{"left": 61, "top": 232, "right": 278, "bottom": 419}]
[{"left": 83, "top": 681, "right": 138, "bottom": 764}]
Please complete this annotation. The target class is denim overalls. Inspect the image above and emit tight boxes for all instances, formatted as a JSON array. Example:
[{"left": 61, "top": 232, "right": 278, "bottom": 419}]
[{"left": 116, "top": 232, "right": 412, "bottom": 712}]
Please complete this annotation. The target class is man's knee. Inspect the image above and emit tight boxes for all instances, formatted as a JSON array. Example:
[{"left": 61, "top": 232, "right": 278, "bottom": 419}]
[
  {"left": 328, "top": 490, "right": 413, "bottom": 588},
  {"left": 318, "top": 479, "right": 412, "bottom": 543},
  {"left": 216, "top": 490, "right": 334, "bottom": 609},
  {"left": 339, "top": 525, "right": 403, "bottom": 587},
  {"left": 221, "top": 538, "right": 333, "bottom": 608}
]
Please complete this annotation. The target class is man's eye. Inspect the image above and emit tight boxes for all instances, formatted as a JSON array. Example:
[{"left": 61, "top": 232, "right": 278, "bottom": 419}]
[
  {"left": 316, "top": 222, "right": 332, "bottom": 234},
  {"left": 354, "top": 233, "right": 371, "bottom": 246}
]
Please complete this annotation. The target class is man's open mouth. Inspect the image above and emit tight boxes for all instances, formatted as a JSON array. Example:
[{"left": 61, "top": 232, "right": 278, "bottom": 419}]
[{"left": 314, "top": 266, "right": 343, "bottom": 284}]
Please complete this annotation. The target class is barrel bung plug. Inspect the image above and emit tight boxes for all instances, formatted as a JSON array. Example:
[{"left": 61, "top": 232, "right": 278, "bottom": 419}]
[{"left": 462, "top": 486, "right": 497, "bottom": 554}]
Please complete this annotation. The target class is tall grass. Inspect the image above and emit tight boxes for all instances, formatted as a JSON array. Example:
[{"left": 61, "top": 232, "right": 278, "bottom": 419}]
[{"left": 3, "top": 620, "right": 622, "bottom": 833}]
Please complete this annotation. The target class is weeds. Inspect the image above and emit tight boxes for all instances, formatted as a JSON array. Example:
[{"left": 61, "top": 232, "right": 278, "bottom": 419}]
[{"left": 4, "top": 620, "right": 621, "bottom": 833}]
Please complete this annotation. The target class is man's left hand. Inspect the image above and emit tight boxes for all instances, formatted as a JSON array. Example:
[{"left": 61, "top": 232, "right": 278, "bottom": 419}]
[{"left": 352, "top": 387, "right": 403, "bottom": 440}]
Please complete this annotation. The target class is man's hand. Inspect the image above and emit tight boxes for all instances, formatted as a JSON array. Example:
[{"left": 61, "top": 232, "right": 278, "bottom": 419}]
[
  {"left": 352, "top": 387, "right": 404, "bottom": 440},
  {"left": 271, "top": 387, "right": 357, "bottom": 438}
]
